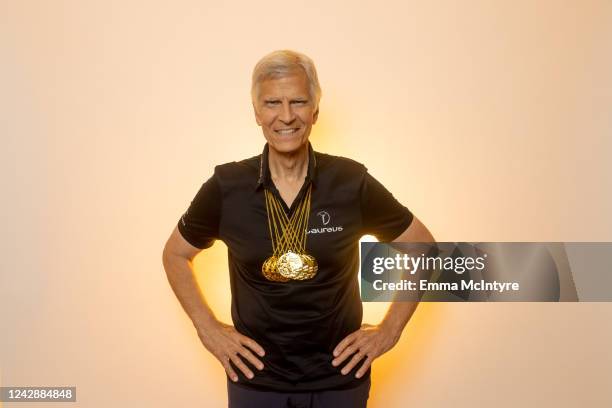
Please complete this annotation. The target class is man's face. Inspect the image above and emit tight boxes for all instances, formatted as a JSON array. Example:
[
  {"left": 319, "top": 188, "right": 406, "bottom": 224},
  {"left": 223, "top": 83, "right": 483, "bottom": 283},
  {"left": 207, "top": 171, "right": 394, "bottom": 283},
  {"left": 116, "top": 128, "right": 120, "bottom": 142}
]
[{"left": 253, "top": 70, "right": 319, "bottom": 154}]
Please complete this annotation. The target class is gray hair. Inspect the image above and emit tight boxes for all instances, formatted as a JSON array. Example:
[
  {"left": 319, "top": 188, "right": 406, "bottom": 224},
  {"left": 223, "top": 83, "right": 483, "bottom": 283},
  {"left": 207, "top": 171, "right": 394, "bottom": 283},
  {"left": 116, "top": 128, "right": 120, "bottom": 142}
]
[{"left": 251, "top": 50, "right": 322, "bottom": 110}]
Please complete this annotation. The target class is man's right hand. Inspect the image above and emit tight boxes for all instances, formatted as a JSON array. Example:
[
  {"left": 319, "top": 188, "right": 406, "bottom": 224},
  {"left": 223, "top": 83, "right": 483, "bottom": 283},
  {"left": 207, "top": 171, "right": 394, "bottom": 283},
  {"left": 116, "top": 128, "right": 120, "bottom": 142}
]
[
  {"left": 162, "top": 227, "right": 265, "bottom": 382},
  {"left": 197, "top": 322, "right": 265, "bottom": 382}
]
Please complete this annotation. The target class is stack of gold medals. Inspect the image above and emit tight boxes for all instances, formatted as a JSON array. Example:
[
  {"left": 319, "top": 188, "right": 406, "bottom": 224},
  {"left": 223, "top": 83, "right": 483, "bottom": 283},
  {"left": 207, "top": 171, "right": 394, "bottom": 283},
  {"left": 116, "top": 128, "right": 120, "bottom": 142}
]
[{"left": 261, "top": 184, "right": 318, "bottom": 282}]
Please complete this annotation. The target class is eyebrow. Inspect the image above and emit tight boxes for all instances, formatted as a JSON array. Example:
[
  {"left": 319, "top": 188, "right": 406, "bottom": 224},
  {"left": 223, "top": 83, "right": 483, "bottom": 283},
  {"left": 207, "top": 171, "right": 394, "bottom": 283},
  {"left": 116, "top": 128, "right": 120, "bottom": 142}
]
[{"left": 263, "top": 97, "right": 308, "bottom": 102}]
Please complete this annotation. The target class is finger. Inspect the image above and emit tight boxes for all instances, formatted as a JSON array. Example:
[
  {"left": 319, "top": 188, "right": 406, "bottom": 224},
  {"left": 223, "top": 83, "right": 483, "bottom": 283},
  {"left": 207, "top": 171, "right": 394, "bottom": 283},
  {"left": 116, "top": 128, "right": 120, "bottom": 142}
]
[
  {"left": 332, "top": 333, "right": 368, "bottom": 367},
  {"left": 239, "top": 335, "right": 266, "bottom": 357},
  {"left": 222, "top": 356, "right": 239, "bottom": 382},
  {"left": 238, "top": 347, "right": 265, "bottom": 370},
  {"left": 230, "top": 354, "right": 254, "bottom": 379},
  {"left": 340, "top": 351, "right": 367, "bottom": 375},
  {"left": 355, "top": 355, "right": 374, "bottom": 378},
  {"left": 333, "top": 331, "right": 358, "bottom": 357},
  {"left": 332, "top": 343, "right": 360, "bottom": 367}
]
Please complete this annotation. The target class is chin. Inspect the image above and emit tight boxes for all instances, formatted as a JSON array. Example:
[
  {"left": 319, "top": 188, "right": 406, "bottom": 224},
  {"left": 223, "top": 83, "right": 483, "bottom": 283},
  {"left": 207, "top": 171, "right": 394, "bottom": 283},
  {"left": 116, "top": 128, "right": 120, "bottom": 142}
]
[{"left": 267, "top": 135, "right": 308, "bottom": 154}]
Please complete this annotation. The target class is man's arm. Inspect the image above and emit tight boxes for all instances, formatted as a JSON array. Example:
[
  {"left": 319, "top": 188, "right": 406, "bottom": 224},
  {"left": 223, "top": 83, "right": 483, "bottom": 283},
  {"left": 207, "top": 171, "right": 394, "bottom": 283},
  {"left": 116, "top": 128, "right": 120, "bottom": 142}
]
[
  {"left": 162, "top": 226, "right": 265, "bottom": 382},
  {"left": 380, "top": 216, "right": 435, "bottom": 340},
  {"left": 332, "top": 216, "right": 435, "bottom": 378}
]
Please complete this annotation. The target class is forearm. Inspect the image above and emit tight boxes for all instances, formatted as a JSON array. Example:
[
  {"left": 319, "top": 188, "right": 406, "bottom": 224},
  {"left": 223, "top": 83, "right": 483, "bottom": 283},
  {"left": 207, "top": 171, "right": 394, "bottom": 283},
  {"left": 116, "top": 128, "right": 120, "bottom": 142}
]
[
  {"left": 380, "top": 301, "right": 418, "bottom": 340},
  {"left": 378, "top": 216, "right": 433, "bottom": 337},
  {"left": 162, "top": 252, "right": 220, "bottom": 334}
]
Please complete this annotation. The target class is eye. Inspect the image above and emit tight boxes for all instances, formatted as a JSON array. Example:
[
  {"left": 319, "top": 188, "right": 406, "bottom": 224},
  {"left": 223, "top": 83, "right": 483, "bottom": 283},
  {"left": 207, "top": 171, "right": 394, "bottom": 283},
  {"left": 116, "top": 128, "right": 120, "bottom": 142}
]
[
  {"left": 265, "top": 100, "right": 280, "bottom": 106},
  {"left": 292, "top": 100, "right": 307, "bottom": 105}
]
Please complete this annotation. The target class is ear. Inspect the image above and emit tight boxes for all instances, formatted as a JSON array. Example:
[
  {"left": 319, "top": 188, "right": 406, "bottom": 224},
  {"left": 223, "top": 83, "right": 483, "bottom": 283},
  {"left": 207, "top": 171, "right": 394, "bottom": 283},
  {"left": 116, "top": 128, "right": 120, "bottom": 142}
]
[
  {"left": 312, "top": 106, "right": 319, "bottom": 124},
  {"left": 253, "top": 103, "right": 262, "bottom": 126}
]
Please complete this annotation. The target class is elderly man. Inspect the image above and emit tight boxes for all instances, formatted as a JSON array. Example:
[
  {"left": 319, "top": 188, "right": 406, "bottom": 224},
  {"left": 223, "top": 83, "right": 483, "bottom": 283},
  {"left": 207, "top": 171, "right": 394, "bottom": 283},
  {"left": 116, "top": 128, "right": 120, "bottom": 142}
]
[{"left": 162, "top": 50, "right": 434, "bottom": 408}]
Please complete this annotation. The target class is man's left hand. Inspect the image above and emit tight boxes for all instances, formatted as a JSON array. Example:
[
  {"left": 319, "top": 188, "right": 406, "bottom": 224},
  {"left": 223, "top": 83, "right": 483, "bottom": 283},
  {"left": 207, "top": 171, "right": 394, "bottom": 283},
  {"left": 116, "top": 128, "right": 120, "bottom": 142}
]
[{"left": 331, "top": 323, "right": 401, "bottom": 378}]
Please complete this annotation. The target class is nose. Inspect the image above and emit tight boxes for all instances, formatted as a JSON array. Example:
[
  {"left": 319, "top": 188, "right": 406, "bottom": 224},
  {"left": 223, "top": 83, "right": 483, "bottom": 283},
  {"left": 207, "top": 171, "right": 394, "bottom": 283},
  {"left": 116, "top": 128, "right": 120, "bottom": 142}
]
[{"left": 279, "top": 100, "right": 295, "bottom": 124}]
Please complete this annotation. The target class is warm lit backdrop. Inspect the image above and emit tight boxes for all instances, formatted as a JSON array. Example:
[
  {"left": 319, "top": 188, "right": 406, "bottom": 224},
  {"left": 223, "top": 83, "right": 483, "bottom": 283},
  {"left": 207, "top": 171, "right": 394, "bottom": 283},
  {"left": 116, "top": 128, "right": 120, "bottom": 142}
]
[{"left": 1, "top": 1, "right": 611, "bottom": 407}]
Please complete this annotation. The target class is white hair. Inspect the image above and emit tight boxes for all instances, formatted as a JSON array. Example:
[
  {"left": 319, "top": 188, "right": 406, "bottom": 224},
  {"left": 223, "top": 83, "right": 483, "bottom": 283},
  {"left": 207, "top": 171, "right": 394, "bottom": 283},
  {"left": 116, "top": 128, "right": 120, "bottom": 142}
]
[{"left": 251, "top": 50, "right": 322, "bottom": 110}]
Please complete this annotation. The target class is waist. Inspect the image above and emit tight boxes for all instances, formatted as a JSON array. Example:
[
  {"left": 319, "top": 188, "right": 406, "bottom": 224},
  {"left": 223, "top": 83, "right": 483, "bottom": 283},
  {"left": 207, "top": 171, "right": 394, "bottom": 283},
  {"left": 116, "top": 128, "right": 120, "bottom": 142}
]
[{"left": 229, "top": 367, "right": 372, "bottom": 392}]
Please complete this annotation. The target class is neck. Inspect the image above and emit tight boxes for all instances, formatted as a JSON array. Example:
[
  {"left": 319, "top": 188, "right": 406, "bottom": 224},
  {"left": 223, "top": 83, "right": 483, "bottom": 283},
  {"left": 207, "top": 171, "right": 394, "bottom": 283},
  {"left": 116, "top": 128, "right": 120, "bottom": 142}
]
[{"left": 268, "top": 143, "right": 309, "bottom": 183}]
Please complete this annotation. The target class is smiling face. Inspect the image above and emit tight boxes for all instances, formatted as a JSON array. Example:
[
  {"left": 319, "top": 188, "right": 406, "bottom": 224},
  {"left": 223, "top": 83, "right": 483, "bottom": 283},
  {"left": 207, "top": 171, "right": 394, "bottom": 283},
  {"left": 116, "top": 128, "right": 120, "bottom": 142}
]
[{"left": 253, "top": 69, "right": 319, "bottom": 154}]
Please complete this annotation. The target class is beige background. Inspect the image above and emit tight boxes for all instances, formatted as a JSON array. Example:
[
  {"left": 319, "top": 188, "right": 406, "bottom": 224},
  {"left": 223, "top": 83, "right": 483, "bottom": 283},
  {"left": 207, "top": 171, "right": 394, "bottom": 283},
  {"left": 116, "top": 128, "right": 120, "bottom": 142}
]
[{"left": 1, "top": 1, "right": 611, "bottom": 407}]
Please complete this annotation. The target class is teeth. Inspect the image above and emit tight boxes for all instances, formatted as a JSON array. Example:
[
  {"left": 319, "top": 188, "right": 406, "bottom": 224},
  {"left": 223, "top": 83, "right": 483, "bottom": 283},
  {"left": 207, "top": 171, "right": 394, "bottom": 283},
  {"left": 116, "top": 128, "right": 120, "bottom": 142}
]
[{"left": 276, "top": 129, "right": 297, "bottom": 134}]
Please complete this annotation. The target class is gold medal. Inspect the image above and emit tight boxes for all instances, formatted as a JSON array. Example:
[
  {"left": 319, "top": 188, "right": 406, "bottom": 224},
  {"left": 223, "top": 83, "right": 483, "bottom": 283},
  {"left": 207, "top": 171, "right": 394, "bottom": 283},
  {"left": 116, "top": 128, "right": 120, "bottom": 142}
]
[
  {"left": 277, "top": 251, "right": 304, "bottom": 279},
  {"left": 261, "top": 183, "right": 318, "bottom": 282},
  {"left": 296, "top": 254, "right": 318, "bottom": 280},
  {"left": 262, "top": 256, "right": 289, "bottom": 282}
]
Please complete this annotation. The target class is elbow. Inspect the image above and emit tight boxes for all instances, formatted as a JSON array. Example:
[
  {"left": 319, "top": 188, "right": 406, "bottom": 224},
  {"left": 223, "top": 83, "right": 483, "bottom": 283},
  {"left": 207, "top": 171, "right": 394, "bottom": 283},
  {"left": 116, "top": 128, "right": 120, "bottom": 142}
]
[
  {"left": 162, "top": 239, "right": 177, "bottom": 271},
  {"left": 425, "top": 227, "right": 436, "bottom": 243},
  {"left": 162, "top": 239, "right": 196, "bottom": 271},
  {"left": 161, "top": 243, "right": 171, "bottom": 271}
]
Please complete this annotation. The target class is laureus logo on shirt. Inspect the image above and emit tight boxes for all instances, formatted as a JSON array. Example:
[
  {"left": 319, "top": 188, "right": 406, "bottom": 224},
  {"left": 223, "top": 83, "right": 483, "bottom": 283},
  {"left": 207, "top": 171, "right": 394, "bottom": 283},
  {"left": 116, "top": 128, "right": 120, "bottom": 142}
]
[
  {"left": 307, "top": 210, "right": 343, "bottom": 234},
  {"left": 318, "top": 210, "right": 330, "bottom": 225}
]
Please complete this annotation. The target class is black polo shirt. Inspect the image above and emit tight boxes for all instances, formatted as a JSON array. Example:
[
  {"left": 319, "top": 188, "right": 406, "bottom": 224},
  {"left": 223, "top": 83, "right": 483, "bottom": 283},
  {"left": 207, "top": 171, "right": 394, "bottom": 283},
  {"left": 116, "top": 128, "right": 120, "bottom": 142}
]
[{"left": 177, "top": 142, "right": 413, "bottom": 392}]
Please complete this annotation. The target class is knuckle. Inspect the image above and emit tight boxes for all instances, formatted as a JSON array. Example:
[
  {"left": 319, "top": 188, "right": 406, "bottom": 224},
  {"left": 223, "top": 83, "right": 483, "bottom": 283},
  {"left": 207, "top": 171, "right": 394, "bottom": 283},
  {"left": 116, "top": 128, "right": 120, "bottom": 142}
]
[
  {"left": 245, "top": 353, "right": 258, "bottom": 364},
  {"left": 234, "top": 358, "right": 247, "bottom": 369},
  {"left": 242, "top": 354, "right": 255, "bottom": 365},
  {"left": 222, "top": 356, "right": 233, "bottom": 367}
]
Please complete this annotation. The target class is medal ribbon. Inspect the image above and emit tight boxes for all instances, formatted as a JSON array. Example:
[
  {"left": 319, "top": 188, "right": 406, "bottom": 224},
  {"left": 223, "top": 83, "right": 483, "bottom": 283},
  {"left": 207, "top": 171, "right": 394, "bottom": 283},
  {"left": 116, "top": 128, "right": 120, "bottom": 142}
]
[{"left": 262, "top": 184, "right": 317, "bottom": 281}]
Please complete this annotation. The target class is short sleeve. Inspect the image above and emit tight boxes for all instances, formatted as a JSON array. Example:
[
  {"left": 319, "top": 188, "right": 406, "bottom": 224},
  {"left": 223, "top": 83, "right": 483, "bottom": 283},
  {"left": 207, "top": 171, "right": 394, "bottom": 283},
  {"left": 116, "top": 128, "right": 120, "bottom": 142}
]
[
  {"left": 360, "top": 169, "right": 413, "bottom": 241},
  {"left": 177, "top": 173, "right": 221, "bottom": 249}
]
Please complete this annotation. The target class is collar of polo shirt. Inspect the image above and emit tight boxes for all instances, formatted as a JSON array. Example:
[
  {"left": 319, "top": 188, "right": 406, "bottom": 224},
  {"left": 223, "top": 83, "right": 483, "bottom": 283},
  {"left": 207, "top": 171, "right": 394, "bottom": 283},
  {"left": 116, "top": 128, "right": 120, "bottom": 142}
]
[{"left": 255, "top": 142, "right": 318, "bottom": 191}]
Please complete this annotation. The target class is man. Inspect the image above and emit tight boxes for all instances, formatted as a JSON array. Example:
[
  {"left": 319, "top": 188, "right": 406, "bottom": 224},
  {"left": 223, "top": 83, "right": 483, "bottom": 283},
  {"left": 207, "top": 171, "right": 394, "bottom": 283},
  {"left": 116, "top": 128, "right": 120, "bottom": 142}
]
[{"left": 162, "top": 50, "right": 434, "bottom": 408}]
